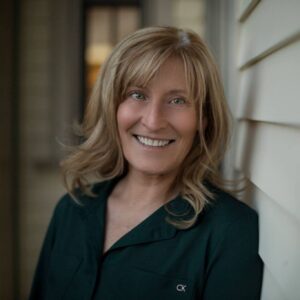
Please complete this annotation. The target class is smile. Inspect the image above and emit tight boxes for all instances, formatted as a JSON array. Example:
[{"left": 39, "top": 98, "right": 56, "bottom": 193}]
[{"left": 134, "top": 135, "right": 175, "bottom": 147}]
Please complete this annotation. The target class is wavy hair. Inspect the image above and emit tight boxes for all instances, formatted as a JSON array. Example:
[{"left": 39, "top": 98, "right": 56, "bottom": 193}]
[{"left": 61, "top": 26, "right": 232, "bottom": 229}]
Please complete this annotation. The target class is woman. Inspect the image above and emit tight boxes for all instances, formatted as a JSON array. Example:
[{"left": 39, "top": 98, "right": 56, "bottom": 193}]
[{"left": 29, "top": 26, "right": 263, "bottom": 299}]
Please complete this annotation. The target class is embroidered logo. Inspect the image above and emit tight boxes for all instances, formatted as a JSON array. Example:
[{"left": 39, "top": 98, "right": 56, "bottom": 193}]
[{"left": 176, "top": 284, "right": 187, "bottom": 292}]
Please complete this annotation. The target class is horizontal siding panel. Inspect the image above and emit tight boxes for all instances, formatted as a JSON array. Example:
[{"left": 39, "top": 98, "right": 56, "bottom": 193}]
[
  {"left": 260, "top": 265, "right": 287, "bottom": 300},
  {"left": 236, "top": 41, "right": 300, "bottom": 126},
  {"left": 238, "top": 0, "right": 300, "bottom": 67},
  {"left": 235, "top": 121, "right": 300, "bottom": 222},
  {"left": 245, "top": 183, "right": 300, "bottom": 299}
]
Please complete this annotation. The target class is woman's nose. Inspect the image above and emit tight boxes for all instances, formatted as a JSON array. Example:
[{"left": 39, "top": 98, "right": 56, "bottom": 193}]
[{"left": 141, "top": 100, "right": 167, "bottom": 131}]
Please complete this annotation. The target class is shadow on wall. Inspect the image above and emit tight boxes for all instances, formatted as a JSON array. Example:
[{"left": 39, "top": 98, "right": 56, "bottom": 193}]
[{"left": 235, "top": 64, "right": 261, "bottom": 207}]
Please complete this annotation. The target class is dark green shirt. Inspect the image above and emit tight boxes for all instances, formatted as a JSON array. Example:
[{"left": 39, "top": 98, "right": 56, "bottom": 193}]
[{"left": 29, "top": 178, "right": 263, "bottom": 299}]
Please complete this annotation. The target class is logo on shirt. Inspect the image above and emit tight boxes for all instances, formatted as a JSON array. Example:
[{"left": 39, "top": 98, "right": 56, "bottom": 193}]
[{"left": 176, "top": 284, "right": 187, "bottom": 292}]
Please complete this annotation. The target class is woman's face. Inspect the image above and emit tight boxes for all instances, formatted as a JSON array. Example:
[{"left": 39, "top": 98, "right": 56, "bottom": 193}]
[{"left": 117, "top": 57, "right": 198, "bottom": 178}]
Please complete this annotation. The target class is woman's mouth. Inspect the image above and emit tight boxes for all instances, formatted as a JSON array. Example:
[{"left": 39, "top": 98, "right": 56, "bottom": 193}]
[{"left": 133, "top": 135, "right": 175, "bottom": 147}]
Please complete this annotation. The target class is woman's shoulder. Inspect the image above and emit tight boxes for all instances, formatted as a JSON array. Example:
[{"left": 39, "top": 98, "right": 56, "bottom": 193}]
[
  {"left": 205, "top": 185, "right": 257, "bottom": 221},
  {"left": 201, "top": 183, "right": 258, "bottom": 230},
  {"left": 52, "top": 179, "right": 113, "bottom": 218}
]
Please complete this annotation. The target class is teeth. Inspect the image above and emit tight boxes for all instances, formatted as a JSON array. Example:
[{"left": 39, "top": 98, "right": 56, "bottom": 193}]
[{"left": 136, "top": 135, "right": 172, "bottom": 147}]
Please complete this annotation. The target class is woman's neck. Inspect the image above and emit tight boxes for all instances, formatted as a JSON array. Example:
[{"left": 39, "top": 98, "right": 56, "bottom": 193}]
[{"left": 112, "top": 169, "right": 178, "bottom": 209}]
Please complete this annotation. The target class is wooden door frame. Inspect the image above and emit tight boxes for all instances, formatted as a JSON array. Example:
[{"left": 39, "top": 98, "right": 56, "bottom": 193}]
[{"left": 0, "top": 0, "right": 21, "bottom": 298}]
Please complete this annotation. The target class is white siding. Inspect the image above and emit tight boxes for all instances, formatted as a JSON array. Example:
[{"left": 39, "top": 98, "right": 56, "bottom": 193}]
[
  {"left": 235, "top": 122, "right": 300, "bottom": 222},
  {"left": 232, "top": 0, "right": 300, "bottom": 300},
  {"left": 260, "top": 266, "right": 287, "bottom": 300},
  {"left": 222, "top": 1, "right": 300, "bottom": 299},
  {"left": 237, "top": 41, "right": 300, "bottom": 126},
  {"left": 245, "top": 185, "right": 300, "bottom": 298},
  {"left": 238, "top": 0, "right": 300, "bottom": 67}
]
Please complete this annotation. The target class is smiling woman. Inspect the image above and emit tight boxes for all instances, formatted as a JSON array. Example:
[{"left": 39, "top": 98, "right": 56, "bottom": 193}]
[
  {"left": 29, "top": 27, "right": 263, "bottom": 300},
  {"left": 117, "top": 57, "right": 197, "bottom": 180}
]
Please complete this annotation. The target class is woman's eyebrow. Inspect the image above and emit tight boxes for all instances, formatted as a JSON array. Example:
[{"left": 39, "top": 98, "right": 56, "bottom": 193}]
[{"left": 127, "top": 87, "right": 188, "bottom": 95}]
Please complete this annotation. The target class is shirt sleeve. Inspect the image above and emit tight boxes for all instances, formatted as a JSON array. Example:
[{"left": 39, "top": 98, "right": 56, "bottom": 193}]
[
  {"left": 28, "top": 199, "right": 62, "bottom": 299},
  {"left": 201, "top": 212, "right": 263, "bottom": 300}
]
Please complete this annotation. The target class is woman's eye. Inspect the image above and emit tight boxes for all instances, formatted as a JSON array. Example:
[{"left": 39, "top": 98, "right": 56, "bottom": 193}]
[
  {"left": 170, "top": 98, "right": 186, "bottom": 105},
  {"left": 130, "top": 91, "right": 146, "bottom": 101}
]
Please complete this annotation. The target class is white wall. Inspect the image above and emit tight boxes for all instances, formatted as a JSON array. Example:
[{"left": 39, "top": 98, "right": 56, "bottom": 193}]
[
  {"left": 236, "top": 1, "right": 300, "bottom": 299},
  {"left": 213, "top": 0, "right": 300, "bottom": 299}
]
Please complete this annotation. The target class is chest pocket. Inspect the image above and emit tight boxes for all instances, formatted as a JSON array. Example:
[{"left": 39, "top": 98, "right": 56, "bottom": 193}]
[
  {"left": 46, "top": 253, "right": 82, "bottom": 300},
  {"left": 97, "top": 264, "right": 196, "bottom": 300}
]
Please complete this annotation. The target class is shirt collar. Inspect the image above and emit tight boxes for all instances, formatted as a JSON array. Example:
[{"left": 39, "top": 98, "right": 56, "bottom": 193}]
[{"left": 76, "top": 177, "right": 193, "bottom": 256}]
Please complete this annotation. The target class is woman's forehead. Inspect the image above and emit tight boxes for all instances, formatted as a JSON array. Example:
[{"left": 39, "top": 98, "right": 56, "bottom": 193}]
[
  {"left": 123, "top": 56, "right": 181, "bottom": 85},
  {"left": 119, "top": 53, "right": 204, "bottom": 103}
]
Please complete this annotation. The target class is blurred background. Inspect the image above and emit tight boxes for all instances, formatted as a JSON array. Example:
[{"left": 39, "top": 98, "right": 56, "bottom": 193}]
[{"left": 1, "top": 0, "right": 300, "bottom": 299}]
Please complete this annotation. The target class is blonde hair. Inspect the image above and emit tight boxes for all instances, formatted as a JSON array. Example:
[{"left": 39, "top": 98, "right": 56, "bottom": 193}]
[{"left": 61, "top": 26, "right": 232, "bottom": 229}]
